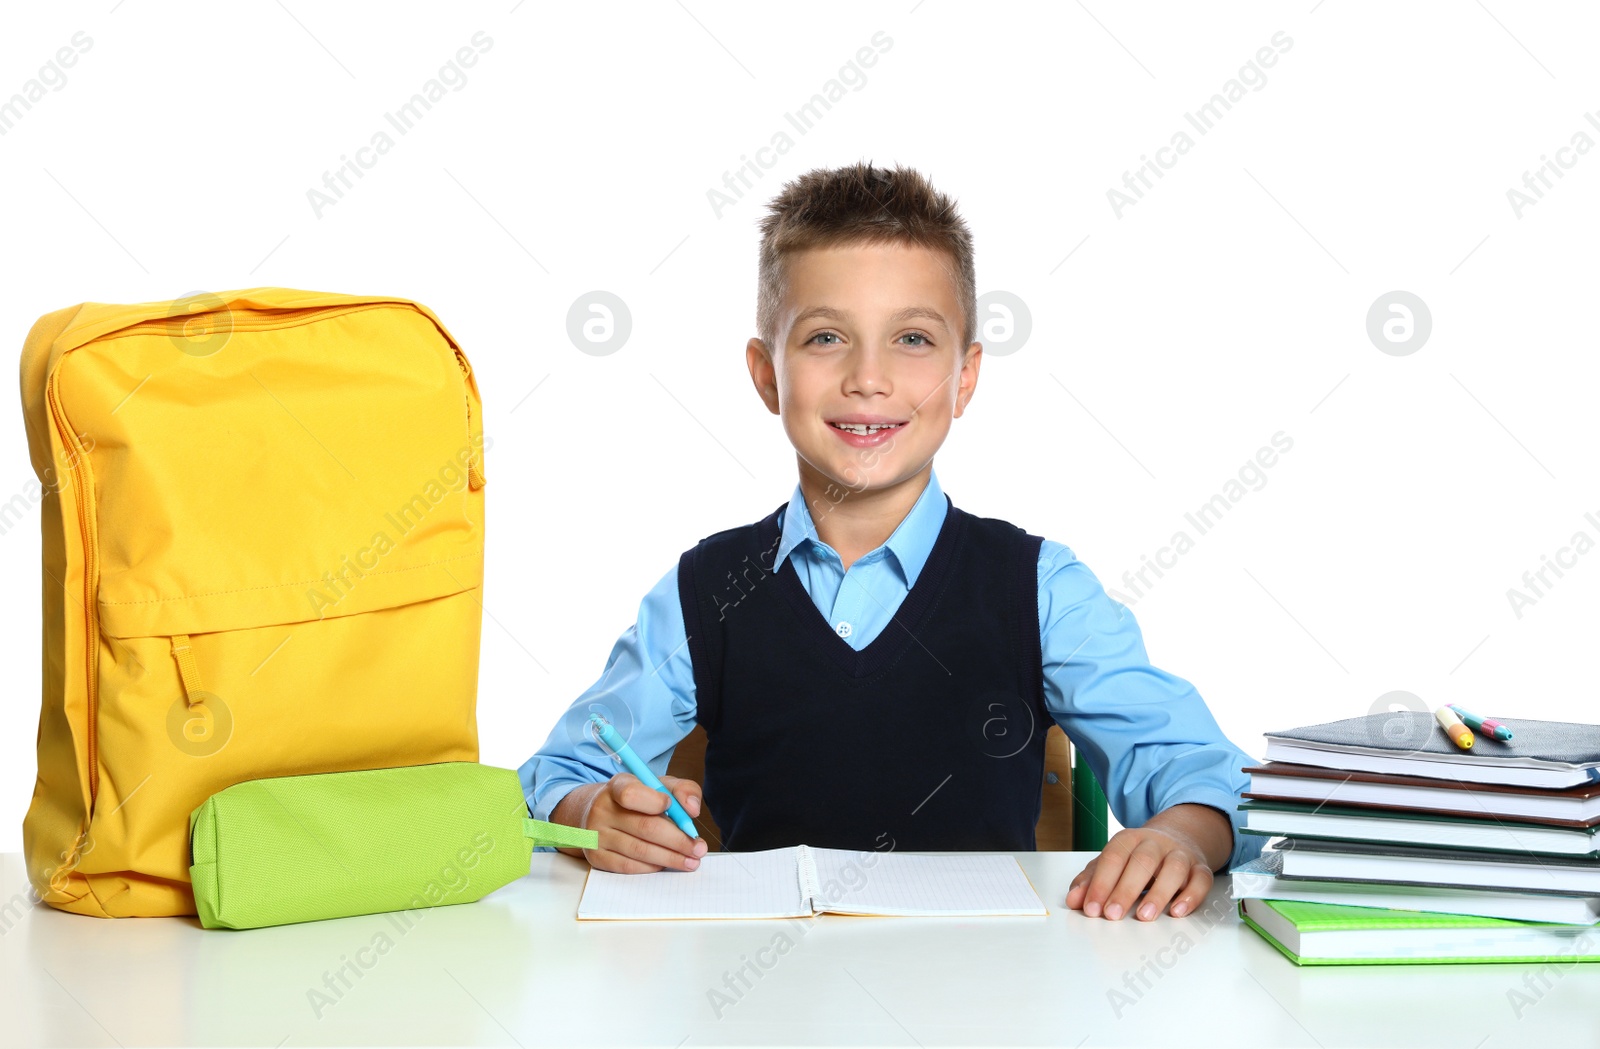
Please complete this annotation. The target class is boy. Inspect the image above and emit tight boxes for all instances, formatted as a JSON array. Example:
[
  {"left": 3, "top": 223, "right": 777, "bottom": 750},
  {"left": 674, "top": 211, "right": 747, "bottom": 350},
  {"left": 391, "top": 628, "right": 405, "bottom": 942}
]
[{"left": 521, "top": 162, "right": 1265, "bottom": 922}]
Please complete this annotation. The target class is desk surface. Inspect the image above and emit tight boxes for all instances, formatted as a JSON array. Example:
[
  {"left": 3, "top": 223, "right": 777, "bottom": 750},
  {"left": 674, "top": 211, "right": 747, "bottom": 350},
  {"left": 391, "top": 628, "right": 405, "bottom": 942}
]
[{"left": 4, "top": 851, "right": 1600, "bottom": 1048}]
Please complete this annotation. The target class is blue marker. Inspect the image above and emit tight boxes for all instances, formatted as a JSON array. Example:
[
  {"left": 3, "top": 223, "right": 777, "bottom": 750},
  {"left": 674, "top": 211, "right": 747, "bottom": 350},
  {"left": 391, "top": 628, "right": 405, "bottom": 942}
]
[
  {"left": 588, "top": 713, "right": 700, "bottom": 839},
  {"left": 1449, "top": 703, "right": 1514, "bottom": 741}
]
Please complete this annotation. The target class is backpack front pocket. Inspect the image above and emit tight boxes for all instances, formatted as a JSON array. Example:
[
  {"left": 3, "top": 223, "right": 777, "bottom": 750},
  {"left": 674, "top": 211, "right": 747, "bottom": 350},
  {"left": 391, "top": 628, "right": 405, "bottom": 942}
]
[{"left": 85, "top": 587, "right": 483, "bottom": 904}]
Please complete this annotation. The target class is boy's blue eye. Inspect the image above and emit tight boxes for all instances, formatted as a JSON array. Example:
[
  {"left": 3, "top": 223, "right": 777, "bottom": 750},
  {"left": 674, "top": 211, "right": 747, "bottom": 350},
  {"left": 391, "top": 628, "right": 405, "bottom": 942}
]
[
  {"left": 900, "top": 332, "right": 933, "bottom": 347},
  {"left": 808, "top": 332, "right": 842, "bottom": 345}
]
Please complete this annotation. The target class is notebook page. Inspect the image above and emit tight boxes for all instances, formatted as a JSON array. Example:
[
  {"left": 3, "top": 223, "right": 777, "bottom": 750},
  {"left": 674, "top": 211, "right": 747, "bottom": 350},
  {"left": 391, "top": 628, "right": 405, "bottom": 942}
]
[
  {"left": 807, "top": 850, "right": 1047, "bottom": 916},
  {"left": 577, "top": 846, "right": 810, "bottom": 920}
]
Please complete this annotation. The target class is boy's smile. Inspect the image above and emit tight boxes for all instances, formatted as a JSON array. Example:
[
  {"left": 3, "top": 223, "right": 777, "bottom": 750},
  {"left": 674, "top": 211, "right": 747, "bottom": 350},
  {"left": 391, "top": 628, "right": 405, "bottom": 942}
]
[
  {"left": 826, "top": 416, "right": 904, "bottom": 447},
  {"left": 747, "top": 241, "right": 980, "bottom": 527}
]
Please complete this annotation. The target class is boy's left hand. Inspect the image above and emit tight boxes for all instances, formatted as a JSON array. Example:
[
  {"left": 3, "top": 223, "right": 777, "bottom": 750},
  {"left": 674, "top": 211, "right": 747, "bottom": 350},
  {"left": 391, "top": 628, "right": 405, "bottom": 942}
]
[{"left": 1065, "top": 802, "right": 1232, "bottom": 921}]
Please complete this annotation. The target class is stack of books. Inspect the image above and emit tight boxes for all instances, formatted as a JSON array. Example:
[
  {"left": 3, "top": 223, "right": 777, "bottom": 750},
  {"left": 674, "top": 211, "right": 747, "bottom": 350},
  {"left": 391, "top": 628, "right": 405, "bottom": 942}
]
[{"left": 1229, "top": 709, "right": 1600, "bottom": 965}]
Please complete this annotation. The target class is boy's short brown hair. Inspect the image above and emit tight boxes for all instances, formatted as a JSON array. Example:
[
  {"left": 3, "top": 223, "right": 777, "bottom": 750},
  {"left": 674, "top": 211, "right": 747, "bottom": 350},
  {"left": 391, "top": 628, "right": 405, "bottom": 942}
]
[{"left": 756, "top": 162, "right": 976, "bottom": 350}]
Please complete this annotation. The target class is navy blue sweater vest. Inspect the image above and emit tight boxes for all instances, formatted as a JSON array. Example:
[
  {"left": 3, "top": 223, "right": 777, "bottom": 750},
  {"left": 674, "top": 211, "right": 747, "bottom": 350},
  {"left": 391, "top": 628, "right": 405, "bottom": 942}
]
[{"left": 676, "top": 493, "right": 1049, "bottom": 852}]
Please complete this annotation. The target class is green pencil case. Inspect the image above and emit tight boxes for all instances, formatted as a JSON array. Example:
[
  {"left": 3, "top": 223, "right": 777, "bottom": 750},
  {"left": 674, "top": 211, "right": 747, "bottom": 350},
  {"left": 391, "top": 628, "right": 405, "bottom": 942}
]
[{"left": 188, "top": 761, "right": 596, "bottom": 930}]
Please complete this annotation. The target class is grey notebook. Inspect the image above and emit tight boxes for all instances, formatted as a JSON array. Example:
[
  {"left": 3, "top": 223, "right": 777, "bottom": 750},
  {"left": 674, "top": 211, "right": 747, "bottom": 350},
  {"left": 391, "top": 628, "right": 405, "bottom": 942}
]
[{"left": 1266, "top": 711, "right": 1600, "bottom": 769}]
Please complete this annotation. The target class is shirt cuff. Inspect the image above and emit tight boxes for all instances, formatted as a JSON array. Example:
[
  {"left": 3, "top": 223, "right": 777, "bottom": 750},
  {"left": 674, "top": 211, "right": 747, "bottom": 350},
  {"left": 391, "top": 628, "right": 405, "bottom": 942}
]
[{"left": 1156, "top": 786, "right": 1262, "bottom": 873}]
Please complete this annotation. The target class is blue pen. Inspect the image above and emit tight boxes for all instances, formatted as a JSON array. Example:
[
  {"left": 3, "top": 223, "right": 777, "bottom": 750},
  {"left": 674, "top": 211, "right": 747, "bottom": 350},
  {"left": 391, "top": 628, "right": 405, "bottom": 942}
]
[{"left": 588, "top": 713, "right": 700, "bottom": 839}]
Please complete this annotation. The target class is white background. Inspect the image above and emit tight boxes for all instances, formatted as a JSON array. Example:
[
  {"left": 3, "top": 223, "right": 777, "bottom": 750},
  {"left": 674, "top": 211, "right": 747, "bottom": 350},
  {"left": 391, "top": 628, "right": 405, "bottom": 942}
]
[{"left": 2, "top": 1, "right": 1597, "bottom": 853}]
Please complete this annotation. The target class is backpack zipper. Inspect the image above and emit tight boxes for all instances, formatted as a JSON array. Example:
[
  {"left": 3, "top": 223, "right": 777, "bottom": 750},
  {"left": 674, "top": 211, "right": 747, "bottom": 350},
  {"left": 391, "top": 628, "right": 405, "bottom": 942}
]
[
  {"left": 454, "top": 348, "right": 486, "bottom": 489},
  {"left": 98, "top": 303, "right": 389, "bottom": 342},
  {"left": 45, "top": 369, "right": 100, "bottom": 809}
]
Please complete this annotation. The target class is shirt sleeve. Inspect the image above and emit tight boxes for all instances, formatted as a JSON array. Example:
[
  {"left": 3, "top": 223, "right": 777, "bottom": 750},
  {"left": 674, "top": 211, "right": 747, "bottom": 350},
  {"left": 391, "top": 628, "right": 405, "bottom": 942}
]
[
  {"left": 517, "top": 563, "right": 700, "bottom": 844},
  {"left": 1036, "top": 540, "right": 1265, "bottom": 872}
]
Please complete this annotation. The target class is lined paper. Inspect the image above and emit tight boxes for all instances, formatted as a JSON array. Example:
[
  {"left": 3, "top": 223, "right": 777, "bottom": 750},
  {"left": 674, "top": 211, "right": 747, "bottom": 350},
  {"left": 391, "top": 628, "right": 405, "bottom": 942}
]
[
  {"left": 577, "top": 847, "right": 810, "bottom": 920},
  {"left": 576, "top": 847, "right": 1048, "bottom": 920},
  {"left": 809, "top": 851, "right": 1047, "bottom": 916}
]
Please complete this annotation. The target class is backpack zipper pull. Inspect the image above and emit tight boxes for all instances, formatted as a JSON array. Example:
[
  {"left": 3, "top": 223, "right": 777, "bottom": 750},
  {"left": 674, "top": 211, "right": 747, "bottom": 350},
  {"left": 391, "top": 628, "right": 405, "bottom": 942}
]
[{"left": 171, "top": 634, "right": 206, "bottom": 706}]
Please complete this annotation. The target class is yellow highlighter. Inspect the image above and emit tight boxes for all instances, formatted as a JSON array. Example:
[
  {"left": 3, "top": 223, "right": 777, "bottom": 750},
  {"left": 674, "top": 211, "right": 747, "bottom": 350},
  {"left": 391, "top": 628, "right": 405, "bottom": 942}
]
[{"left": 1434, "top": 705, "right": 1474, "bottom": 750}]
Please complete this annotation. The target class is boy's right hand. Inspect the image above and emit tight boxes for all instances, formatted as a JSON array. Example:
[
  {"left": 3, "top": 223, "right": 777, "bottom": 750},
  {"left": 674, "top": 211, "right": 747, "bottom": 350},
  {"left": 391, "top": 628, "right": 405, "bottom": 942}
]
[{"left": 550, "top": 773, "right": 709, "bottom": 874}]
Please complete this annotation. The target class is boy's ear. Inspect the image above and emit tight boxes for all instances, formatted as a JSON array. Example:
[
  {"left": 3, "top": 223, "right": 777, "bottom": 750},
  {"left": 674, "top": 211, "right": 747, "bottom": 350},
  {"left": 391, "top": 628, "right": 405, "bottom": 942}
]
[
  {"left": 746, "top": 338, "right": 781, "bottom": 415},
  {"left": 953, "top": 341, "right": 982, "bottom": 419}
]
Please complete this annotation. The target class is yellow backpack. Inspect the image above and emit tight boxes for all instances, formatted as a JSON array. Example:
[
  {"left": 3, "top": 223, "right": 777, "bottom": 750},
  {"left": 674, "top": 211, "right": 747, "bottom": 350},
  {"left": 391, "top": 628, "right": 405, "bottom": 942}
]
[{"left": 18, "top": 288, "right": 487, "bottom": 917}]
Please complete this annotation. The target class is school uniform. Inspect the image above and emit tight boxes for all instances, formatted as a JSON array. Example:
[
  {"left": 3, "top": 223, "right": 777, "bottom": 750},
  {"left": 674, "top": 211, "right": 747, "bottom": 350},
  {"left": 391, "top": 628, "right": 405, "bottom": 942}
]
[{"left": 521, "top": 469, "right": 1265, "bottom": 869}]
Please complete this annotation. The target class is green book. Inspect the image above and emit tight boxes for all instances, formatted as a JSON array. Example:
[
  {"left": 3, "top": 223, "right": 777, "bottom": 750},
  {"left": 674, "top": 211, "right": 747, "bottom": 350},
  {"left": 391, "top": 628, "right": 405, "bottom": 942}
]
[{"left": 1239, "top": 898, "right": 1600, "bottom": 965}]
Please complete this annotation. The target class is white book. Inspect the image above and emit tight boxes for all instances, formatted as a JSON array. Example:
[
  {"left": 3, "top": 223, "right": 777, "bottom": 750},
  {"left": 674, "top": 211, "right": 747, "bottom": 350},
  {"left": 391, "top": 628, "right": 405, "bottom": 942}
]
[
  {"left": 1241, "top": 802, "right": 1600, "bottom": 856},
  {"left": 576, "top": 846, "right": 1048, "bottom": 920},
  {"left": 1276, "top": 838, "right": 1600, "bottom": 895},
  {"left": 1231, "top": 854, "right": 1600, "bottom": 925},
  {"left": 1245, "top": 766, "right": 1600, "bottom": 822}
]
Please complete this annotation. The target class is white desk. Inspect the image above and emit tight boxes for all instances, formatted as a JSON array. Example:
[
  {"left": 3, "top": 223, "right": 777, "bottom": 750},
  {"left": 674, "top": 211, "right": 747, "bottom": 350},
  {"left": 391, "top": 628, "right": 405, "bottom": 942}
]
[{"left": 4, "top": 851, "right": 1599, "bottom": 1047}]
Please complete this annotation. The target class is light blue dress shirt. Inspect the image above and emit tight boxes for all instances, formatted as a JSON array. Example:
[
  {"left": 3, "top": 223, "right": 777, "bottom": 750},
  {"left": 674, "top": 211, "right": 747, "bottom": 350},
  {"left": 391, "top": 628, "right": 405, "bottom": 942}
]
[{"left": 520, "top": 468, "right": 1266, "bottom": 871}]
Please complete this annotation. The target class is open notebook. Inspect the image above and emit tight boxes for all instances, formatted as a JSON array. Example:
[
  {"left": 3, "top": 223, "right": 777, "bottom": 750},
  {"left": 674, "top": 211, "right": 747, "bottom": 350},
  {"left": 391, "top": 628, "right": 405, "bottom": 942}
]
[{"left": 576, "top": 846, "right": 1048, "bottom": 920}]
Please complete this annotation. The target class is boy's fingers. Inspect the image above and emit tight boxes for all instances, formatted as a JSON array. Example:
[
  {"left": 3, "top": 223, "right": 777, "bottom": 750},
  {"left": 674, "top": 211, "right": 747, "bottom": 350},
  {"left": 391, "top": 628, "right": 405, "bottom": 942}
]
[
  {"left": 610, "top": 774, "right": 672, "bottom": 815},
  {"left": 1065, "top": 858, "right": 1098, "bottom": 908},
  {"left": 1102, "top": 839, "right": 1167, "bottom": 920},
  {"left": 1167, "top": 865, "right": 1213, "bottom": 918},
  {"left": 585, "top": 847, "right": 663, "bottom": 875},
  {"left": 1075, "top": 837, "right": 1139, "bottom": 921},
  {"left": 619, "top": 807, "right": 706, "bottom": 858},
  {"left": 574, "top": 775, "right": 706, "bottom": 874},
  {"left": 597, "top": 822, "right": 701, "bottom": 871},
  {"left": 617, "top": 833, "right": 700, "bottom": 871},
  {"left": 611, "top": 778, "right": 707, "bottom": 855},
  {"left": 588, "top": 831, "right": 688, "bottom": 869},
  {"left": 1134, "top": 852, "right": 1192, "bottom": 921},
  {"left": 662, "top": 775, "right": 703, "bottom": 817}
]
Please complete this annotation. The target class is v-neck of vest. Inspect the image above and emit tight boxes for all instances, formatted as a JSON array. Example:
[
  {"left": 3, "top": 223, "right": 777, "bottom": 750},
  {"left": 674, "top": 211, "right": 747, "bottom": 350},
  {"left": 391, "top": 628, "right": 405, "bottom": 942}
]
[{"left": 765, "top": 493, "right": 963, "bottom": 678}]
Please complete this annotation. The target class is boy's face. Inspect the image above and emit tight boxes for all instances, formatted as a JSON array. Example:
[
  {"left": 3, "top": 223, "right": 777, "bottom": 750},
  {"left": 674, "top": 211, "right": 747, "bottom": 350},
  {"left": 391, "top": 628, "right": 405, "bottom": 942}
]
[{"left": 747, "top": 241, "right": 980, "bottom": 500}]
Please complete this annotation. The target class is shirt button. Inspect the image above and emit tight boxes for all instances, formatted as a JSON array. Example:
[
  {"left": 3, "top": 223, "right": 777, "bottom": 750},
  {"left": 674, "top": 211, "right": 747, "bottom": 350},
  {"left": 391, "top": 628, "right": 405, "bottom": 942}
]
[{"left": 835, "top": 621, "right": 853, "bottom": 638}]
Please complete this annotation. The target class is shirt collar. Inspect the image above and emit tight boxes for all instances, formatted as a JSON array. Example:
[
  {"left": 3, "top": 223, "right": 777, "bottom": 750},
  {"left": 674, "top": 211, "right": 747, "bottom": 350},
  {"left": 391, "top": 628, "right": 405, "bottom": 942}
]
[{"left": 773, "top": 469, "right": 948, "bottom": 587}]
